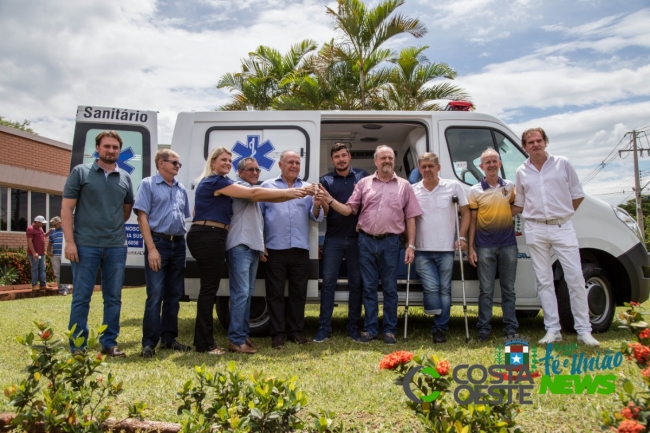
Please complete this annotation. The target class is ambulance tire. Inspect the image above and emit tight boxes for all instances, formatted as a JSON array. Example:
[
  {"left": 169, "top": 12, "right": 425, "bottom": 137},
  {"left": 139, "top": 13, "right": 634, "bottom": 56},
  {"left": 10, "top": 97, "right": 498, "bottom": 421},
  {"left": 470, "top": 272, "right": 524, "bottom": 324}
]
[
  {"left": 555, "top": 263, "right": 614, "bottom": 334},
  {"left": 216, "top": 296, "right": 271, "bottom": 337},
  {"left": 515, "top": 309, "right": 540, "bottom": 319}
]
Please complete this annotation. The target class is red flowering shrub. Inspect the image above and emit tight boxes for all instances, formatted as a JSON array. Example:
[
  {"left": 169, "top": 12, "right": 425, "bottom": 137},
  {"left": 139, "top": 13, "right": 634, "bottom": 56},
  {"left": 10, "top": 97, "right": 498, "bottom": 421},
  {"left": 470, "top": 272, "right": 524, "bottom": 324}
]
[
  {"left": 0, "top": 252, "right": 55, "bottom": 285},
  {"left": 379, "top": 351, "right": 414, "bottom": 370},
  {"left": 617, "top": 419, "right": 645, "bottom": 433},
  {"left": 435, "top": 360, "right": 450, "bottom": 376}
]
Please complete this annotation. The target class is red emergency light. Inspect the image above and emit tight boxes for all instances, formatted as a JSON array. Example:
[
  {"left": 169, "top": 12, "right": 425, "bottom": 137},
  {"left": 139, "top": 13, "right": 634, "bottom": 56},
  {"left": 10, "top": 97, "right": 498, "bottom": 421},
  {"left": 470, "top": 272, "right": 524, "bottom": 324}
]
[{"left": 445, "top": 101, "right": 474, "bottom": 111}]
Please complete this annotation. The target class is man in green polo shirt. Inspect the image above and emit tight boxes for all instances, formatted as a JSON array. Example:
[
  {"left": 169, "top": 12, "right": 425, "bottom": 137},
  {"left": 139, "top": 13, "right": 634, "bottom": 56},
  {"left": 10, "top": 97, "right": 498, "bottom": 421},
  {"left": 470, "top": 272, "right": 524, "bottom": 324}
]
[{"left": 62, "top": 130, "right": 134, "bottom": 356}]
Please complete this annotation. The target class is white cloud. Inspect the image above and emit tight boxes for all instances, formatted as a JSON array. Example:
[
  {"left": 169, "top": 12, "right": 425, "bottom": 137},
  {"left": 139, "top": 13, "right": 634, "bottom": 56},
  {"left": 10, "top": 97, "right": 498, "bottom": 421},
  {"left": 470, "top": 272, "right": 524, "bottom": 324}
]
[{"left": 0, "top": 0, "right": 336, "bottom": 143}]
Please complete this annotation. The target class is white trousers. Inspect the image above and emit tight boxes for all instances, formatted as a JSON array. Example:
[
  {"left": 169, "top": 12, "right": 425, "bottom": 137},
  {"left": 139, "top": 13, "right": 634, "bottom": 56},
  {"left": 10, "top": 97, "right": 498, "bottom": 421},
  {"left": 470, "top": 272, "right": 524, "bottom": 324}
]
[{"left": 524, "top": 220, "right": 591, "bottom": 335}]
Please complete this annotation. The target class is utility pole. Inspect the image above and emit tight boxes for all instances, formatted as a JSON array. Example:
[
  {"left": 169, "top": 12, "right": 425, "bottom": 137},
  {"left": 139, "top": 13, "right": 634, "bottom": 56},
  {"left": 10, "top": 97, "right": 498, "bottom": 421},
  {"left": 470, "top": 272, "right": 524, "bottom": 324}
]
[
  {"left": 633, "top": 130, "right": 644, "bottom": 236},
  {"left": 619, "top": 130, "right": 649, "bottom": 235}
]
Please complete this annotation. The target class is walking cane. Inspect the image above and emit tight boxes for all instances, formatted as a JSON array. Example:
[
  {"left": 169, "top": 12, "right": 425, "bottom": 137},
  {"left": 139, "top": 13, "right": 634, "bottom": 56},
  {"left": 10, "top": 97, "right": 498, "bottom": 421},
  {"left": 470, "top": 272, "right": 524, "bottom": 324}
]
[
  {"left": 452, "top": 195, "right": 470, "bottom": 343},
  {"left": 403, "top": 262, "right": 411, "bottom": 342}
]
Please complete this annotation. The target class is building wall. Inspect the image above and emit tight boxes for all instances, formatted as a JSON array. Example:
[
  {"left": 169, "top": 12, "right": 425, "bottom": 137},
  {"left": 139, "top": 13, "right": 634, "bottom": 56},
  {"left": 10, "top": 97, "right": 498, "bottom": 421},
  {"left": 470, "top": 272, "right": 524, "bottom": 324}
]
[{"left": 0, "top": 126, "right": 71, "bottom": 248}]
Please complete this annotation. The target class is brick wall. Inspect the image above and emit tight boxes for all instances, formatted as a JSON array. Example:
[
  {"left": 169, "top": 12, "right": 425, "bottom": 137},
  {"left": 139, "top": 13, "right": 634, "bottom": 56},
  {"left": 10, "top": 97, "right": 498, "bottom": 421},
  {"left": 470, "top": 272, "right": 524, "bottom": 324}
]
[
  {"left": 0, "top": 130, "right": 70, "bottom": 177},
  {"left": 0, "top": 233, "right": 29, "bottom": 250}
]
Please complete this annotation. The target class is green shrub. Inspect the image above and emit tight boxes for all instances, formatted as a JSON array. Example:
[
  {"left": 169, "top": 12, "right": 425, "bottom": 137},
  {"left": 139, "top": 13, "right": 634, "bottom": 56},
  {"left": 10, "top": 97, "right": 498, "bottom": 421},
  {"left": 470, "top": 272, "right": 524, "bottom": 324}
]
[
  {"left": 177, "top": 361, "right": 344, "bottom": 433},
  {"left": 3, "top": 322, "right": 134, "bottom": 433},
  {"left": 0, "top": 251, "right": 55, "bottom": 285},
  {"left": 0, "top": 264, "right": 19, "bottom": 285}
]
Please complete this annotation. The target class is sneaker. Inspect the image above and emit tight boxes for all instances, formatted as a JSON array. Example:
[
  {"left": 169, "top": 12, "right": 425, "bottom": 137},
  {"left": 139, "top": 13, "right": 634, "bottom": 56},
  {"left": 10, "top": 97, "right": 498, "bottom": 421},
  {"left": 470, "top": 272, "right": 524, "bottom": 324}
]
[
  {"left": 207, "top": 346, "right": 225, "bottom": 356},
  {"left": 272, "top": 336, "right": 285, "bottom": 349},
  {"left": 577, "top": 333, "right": 600, "bottom": 347},
  {"left": 101, "top": 346, "right": 126, "bottom": 357},
  {"left": 505, "top": 331, "right": 518, "bottom": 339},
  {"left": 354, "top": 332, "right": 377, "bottom": 343},
  {"left": 432, "top": 330, "right": 447, "bottom": 344},
  {"left": 312, "top": 328, "right": 331, "bottom": 343},
  {"left": 141, "top": 346, "right": 155, "bottom": 359},
  {"left": 476, "top": 332, "right": 489, "bottom": 343},
  {"left": 383, "top": 333, "right": 397, "bottom": 345},
  {"left": 538, "top": 331, "right": 562, "bottom": 344},
  {"left": 160, "top": 340, "right": 191, "bottom": 352}
]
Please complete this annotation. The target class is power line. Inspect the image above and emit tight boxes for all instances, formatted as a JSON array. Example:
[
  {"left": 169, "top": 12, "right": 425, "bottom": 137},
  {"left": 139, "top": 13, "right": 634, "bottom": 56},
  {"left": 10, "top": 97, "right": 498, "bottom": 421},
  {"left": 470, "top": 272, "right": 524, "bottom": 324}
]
[{"left": 582, "top": 132, "right": 631, "bottom": 185}]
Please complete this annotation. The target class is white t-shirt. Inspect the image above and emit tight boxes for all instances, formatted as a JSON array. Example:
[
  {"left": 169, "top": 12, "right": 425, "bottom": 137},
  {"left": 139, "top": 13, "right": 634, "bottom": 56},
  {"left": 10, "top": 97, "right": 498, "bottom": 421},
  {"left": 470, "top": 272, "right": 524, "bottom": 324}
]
[{"left": 412, "top": 178, "right": 468, "bottom": 251}]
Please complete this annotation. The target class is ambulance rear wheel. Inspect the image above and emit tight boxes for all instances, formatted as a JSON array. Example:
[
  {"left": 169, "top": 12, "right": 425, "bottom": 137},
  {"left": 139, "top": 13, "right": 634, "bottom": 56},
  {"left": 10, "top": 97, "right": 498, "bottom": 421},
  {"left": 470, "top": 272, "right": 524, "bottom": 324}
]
[
  {"left": 556, "top": 263, "right": 614, "bottom": 334},
  {"left": 216, "top": 296, "right": 271, "bottom": 337}
]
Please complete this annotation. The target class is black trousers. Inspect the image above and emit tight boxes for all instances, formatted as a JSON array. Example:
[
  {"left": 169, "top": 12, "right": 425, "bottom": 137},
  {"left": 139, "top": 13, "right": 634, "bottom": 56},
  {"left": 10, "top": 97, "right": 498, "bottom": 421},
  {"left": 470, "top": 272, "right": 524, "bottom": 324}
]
[
  {"left": 264, "top": 248, "right": 310, "bottom": 338},
  {"left": 186, "top": 225, "right": 227, "bottom": 352}
]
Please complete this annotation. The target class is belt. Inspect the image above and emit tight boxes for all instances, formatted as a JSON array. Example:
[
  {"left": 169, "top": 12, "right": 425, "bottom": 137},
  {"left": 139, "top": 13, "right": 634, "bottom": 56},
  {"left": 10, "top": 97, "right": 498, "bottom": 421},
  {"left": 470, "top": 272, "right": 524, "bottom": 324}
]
[
  {"left": 151, "top": 231, "right": 184, "bottom": 242},
  {"left": 530, "top": 218, "right": 569, "bottom": 225},
  {"left": 359, "top": 229, "right": 396, "bottom": 240},
  {"left": 193, "top": 220, "right": 230, "bottom": 230}
]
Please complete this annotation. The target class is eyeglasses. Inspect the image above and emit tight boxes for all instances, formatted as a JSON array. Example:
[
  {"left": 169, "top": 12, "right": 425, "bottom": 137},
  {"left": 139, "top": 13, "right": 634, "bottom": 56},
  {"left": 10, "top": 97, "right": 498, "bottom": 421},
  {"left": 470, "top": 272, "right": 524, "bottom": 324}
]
[
  {"left": 243, "top": 168, "right": 261, "bottom": 173},
  {"left": 164, "top": 160, "right": 182, "bottom": 168}
]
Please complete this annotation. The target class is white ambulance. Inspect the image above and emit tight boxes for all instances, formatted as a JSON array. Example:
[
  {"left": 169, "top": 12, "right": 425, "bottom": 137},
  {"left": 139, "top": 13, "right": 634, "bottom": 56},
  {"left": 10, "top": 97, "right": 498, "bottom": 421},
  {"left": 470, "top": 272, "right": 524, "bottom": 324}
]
[{"left": 64, "top": 105, "right": 650, "bottom": 336}]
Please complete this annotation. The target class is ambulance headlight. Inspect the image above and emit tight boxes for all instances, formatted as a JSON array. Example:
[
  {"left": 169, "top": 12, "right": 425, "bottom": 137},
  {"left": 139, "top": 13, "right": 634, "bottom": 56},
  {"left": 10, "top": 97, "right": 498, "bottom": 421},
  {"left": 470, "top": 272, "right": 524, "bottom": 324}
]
[{"left": 613, "top": 206, "right": 644, "bottom": 244}]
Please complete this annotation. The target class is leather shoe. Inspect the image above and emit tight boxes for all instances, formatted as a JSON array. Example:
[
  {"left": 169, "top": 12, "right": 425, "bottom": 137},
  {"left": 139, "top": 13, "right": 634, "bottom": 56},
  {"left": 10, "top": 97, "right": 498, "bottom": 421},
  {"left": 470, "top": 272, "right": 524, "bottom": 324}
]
[
  {"left": 141, "top": 346, "right": 155, "bottom": 358},
  {"left": 288, "top": 334, "right": 309, "bottom": 344},
  {"left": 229, "top": 341, "right": 257, "bottom": 354},
  {"left": 101, "top": 346, "right": 126, "bottom": 357},
  {"left": 272, "top": 336, "right": 285, "bottom": 349},
  {"left": 245, "top": 338, "right": 259, "bottom": 349},
  {"left": 161, "top": 340, "right": 191, "bottom": 352}
]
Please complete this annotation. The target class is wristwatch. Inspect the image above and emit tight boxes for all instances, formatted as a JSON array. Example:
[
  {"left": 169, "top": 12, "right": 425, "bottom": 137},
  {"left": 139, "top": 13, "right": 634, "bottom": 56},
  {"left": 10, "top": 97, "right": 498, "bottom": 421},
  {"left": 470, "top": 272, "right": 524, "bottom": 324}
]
[{"left": 407, "top": 245, "right": 416, "bottom": 251}]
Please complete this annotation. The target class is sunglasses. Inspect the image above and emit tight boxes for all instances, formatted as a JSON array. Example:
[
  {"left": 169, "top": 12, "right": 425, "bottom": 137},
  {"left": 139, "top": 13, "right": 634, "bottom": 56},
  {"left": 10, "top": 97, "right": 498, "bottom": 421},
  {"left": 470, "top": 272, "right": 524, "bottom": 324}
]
[
  {"left": 243, "top": 167, "right": 261, "bottom": 173},
  {"left": 164, "top": 160, "right": 182, "bottom": 168}
]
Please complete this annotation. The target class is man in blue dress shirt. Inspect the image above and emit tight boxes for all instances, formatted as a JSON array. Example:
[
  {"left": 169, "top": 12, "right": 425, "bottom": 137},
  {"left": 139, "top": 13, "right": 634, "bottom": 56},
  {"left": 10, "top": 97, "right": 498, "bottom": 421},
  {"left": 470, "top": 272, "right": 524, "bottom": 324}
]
[
  {"left": 134, "top": 149, "right": 191, "bottom": 358},
  {"left": 260, "top": 150, "right": 324, "bottom": 348},
  {"left": 313, "top": 143, "right": 369, "bottom": 342}
]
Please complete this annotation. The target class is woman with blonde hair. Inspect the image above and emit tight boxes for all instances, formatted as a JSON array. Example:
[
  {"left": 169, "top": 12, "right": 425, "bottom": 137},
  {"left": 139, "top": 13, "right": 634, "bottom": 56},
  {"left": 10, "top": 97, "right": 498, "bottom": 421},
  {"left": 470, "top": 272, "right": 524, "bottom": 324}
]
[{"left": 187, "top": 146, "right": 310, "bottom": 354}]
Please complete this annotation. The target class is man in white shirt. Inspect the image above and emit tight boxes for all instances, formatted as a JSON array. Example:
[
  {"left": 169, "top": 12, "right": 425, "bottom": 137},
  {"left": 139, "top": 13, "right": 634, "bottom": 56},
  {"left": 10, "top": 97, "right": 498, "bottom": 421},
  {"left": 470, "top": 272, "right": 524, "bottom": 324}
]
[
  {"left": 512, "top": 128, "right": 599, "bottom": 346},
  {"left": 412, "top": 152, "right": 469, "bottom": 343}
]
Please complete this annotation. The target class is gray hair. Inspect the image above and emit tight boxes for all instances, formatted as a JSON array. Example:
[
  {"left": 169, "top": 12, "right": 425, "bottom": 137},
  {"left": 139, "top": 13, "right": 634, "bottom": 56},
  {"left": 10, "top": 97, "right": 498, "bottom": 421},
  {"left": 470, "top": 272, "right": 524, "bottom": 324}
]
[
  {"left": 480, "top": 148, "right": 500, "bottom": 163},
  {"left": 418, "top": 152, "right": 439, "bottom": 165},
  {"left": 280, "top": 150, "right": 299, "bottom": 161},
  {"left": 50, "top": 216, "right": 61, "bottom": 224},
  {"left": 374, "top": 145, "right": 394, "bottom": 159},
  {"left": 238, "top": 157, "right": 257, "bottom": 171}
]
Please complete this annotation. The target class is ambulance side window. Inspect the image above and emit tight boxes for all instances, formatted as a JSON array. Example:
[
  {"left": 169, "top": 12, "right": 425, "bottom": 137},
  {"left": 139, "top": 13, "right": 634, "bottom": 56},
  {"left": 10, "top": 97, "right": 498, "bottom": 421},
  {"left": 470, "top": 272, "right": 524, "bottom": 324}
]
[
  {"left": 445, "top": 128, "right": 495, "bottom": 186},
  {"left": 494, "top": 131, "right": 527, "bottom": 180}
]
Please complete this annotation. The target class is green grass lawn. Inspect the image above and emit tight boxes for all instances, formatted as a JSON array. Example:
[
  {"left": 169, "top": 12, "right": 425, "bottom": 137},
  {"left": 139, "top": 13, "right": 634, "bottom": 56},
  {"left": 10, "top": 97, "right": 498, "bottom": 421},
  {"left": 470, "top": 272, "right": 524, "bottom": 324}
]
[{"left": 0, "top": 288, "right": 641, "bottom": 432}]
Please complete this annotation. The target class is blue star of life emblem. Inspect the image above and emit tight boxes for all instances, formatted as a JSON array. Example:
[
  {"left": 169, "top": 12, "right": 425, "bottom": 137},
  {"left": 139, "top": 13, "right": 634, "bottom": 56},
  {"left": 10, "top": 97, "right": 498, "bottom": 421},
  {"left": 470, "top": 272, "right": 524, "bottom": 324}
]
[
  {"left": 92, "top": 147, "right": 136, "bottom": 175},
  {"left": 231, "top": 135, "right": 276, "bottom": 171}
]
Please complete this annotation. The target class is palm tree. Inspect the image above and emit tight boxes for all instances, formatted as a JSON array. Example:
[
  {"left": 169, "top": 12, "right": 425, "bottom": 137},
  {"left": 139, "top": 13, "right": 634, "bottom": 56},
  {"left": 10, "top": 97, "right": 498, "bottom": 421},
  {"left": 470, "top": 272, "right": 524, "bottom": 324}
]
[
  {"left": 217, "top": 39, "right": 318, "bottom": 110},
  {"left": 326, "top": 0, "right": 427, "bottom": 110},
  {"left": 382, "top": 46, "right": 470, "bottom": 110}
]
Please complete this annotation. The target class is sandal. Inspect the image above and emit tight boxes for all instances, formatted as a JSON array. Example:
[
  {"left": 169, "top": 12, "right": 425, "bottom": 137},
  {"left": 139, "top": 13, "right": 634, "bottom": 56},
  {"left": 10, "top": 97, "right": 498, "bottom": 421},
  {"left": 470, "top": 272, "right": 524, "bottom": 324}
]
[{"left": 207, "top": 346, "right": 225, "bottom": 356}]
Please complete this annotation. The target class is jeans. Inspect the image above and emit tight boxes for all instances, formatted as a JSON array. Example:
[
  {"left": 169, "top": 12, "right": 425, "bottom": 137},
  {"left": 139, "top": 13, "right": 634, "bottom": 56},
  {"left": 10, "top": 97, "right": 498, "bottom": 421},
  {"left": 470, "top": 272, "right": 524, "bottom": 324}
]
[
  {"left": 142, "top": 236, "right": 187, "bottom": 348},
  {"left": 476, "top": 245, "right": 519, "bottom": 335},
  {"left": 264, "top": 248, "right": 310, "bottom": 338},
  {"left": 68, "top": 245, "right": 127, "bottom": 351},
  {"left": 358, "top": 233, "right": 400, "bottom": 336},
  {"left": 226, "top": 245, "right": 259, "bottom": 345},
  {"left": 28, "top": 255, "right": 46, "bottom": 287},
  {"left": 525, "top": 220, "right": 591, "bottom": 334},
  {"left": 51, "top": 256, "right": 61, "bottom": 284},
  {"left": 414, "top": 251, "right": 454, "bottom": 332},
  {"left": 187, "top": 225, "right": 227, "bottom": 352},
  {"left": 318, "top": 236, "right": 362, "bottom": 335}
]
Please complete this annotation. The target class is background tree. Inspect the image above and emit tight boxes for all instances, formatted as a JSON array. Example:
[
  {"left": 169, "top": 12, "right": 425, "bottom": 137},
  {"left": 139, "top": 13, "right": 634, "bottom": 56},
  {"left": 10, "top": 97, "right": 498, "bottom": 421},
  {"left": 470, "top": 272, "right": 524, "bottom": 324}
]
[
  {"left": 619, "top": 197, "right": 650, "bottom": 249},
  {"left": 326, "top": 0, "right": 427, "bottom": 110},
  {"left": 0, "top": 115, "right": 36, "bottom": 134}
]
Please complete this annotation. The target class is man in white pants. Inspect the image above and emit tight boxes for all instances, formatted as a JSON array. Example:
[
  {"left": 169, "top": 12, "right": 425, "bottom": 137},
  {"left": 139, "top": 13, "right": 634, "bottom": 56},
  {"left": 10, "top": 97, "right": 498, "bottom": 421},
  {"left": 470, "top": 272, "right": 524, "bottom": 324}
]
[{"left": 512, "top": 127, "right": 599, "bottom": 346}]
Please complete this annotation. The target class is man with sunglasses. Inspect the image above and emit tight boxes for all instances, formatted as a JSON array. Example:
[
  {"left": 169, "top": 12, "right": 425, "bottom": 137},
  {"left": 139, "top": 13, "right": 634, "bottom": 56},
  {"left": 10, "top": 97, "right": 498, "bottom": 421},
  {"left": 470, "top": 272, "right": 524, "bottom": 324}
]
[
  {"left": 134, "top": 149, "right": 191, "bottom": 358},
  {"left": 224, "top": 157, "right": 265, "bottom": 353}
]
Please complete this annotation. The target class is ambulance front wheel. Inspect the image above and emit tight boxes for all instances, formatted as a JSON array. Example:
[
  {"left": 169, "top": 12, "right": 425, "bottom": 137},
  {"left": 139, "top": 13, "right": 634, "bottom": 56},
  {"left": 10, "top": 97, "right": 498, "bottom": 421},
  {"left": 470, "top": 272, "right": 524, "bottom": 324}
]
[{"left": 216, "top": 296, "right": 271, "bottom": 337}]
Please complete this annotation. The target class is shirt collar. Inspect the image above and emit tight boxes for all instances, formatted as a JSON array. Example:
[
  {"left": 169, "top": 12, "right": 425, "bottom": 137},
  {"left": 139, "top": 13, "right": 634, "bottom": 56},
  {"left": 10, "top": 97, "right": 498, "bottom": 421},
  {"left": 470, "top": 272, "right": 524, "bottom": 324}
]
[
  {"left": 525, "top": 152, "right": 553, "bottom": 168},
  {"left": 274, "top": 174, "right": 303, "bottom": 185},
  {"left": 154, "top": 173, "right": 177, "bottom": 186},
  {"left": 333, "top": 167, "right": 358, "bottom": 178},
  {"left": 480, "top": 177, "right": 505, "bottom": 190},
  {"left": 92, "top": 159, "right": 118, "bottom": 173},
  {"left": 372, "top": 171, "right": 397, "bottom": 182}
]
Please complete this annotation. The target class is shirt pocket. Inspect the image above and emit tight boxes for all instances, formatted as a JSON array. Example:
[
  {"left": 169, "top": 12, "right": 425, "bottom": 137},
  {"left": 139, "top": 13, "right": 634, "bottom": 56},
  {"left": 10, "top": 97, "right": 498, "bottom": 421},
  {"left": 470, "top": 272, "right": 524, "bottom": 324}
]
[{"left": 437, "top": 195, "right": 451, "bottom": 208}]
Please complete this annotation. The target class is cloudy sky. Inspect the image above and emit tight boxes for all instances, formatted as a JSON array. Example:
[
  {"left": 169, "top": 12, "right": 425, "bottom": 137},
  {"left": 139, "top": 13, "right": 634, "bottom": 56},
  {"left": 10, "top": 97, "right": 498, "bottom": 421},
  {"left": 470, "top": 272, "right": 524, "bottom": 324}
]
[{"left": 1, "top": 0, "right": 649, "bottom": 204}]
